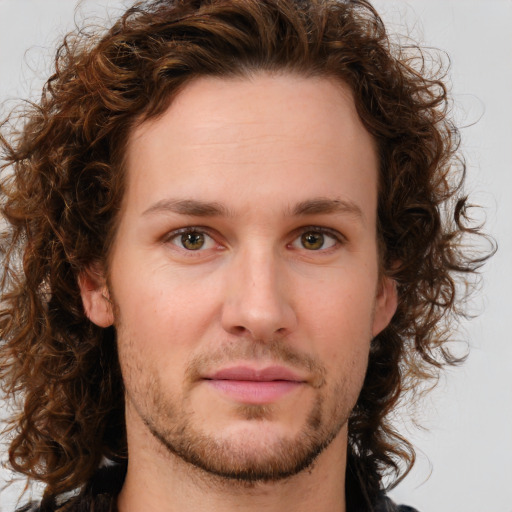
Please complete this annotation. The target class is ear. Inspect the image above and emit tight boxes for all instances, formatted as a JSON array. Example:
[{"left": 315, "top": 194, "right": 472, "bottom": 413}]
[
  {"left": 78, "top": 265, "right": 114, "bottom": 328},
  {"left": 371, "top": 276, "right": 398, "bottom": 337}
]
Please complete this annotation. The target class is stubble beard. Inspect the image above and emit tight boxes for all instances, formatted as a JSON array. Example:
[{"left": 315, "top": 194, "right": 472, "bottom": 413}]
[
  {"left": 122, "top": 340, "right": 356, "bottom": 486},
  {"left": 141, "top": 383, "right": 348, "bottom": 485}
]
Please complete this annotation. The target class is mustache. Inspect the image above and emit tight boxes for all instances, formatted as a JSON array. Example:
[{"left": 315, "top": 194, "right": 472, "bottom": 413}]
[{"left": 185, "top": 339, "right": 326, "bottom": 389}]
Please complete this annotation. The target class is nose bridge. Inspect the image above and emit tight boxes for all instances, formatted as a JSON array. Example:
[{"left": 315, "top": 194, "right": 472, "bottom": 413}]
[{"left": 221, "top": 240, "right": 296, "bottom": 339}]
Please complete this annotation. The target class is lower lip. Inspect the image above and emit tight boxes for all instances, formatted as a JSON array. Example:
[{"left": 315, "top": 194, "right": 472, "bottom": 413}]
[{"left": 206, "top": 379, "right": 302, "bottom": 404}]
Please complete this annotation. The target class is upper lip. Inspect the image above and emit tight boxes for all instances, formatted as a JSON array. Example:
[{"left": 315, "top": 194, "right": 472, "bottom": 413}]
[{"left": 204, "top": 365, "right": 306, "bottom": 382}]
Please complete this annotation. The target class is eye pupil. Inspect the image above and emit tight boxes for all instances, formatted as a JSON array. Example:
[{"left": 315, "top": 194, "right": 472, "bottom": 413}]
[
  {"left": 301, "top": 231, "right": 324, "bottom": 250},
  {"left": 181, "top": 232, "right": 205, "bottom": 250}
]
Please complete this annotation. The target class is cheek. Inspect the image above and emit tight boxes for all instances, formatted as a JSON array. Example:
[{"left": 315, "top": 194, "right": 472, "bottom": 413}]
[
  {"left": 109, "top": 256, "right": 221, "bottom": 363},
  {"left": 298, "top": 269, "right": 376, "bottom": 366}
]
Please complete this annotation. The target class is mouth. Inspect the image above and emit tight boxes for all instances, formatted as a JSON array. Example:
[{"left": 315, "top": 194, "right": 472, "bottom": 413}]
[{"left": 202, "top": 365, "right": 306, "bottom": 404}]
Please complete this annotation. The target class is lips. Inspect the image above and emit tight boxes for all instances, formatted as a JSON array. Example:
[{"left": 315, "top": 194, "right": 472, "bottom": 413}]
[
  {"left": 203, "top": 365, "right": 306, "bottom": 404},
  {"left": 208, "top": 365, "right": 305, "bottom": 382}
]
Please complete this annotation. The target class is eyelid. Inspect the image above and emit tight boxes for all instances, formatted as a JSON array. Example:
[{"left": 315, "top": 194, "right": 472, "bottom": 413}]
[
  {"left": 160, "top": 224, "right": 345, "bottom": 252},
  {"left": 289, "top": 225, "right": 346, "bottom": 250},
  {"left": 162, "top": 226, "right": 219, "bottom": 250},
  {"left": 296, "top": 225, "right": 345, "bottom": 242}
]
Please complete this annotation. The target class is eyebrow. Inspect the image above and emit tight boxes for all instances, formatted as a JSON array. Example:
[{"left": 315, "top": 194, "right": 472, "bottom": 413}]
[
  {"left": 289, "top": 197, "right": 365, "bottom": 221},
  {"left": 142, "top": 197, "right": 364, "bottom": 222},
  {"left": 142, "top": 199, "right": 232, "bottom": 217}
]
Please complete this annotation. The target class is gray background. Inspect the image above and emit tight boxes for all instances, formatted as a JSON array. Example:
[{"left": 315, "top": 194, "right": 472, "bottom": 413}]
[{"left": 0, "top": 1, "right": 511, "bottom": 511}]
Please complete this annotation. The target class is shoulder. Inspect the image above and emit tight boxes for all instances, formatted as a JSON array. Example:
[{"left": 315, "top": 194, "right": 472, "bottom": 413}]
[
  {"left": 14, "top": 462, "right": 126, "bottom": 512},
  {"left": 15, "top": 493, "right": 110, "bottom": 512},
  {"left": 373, "top": 494, "right": 420, "bottom": 512},
  {"left": 15, "top": 505, "right": 40, "bottom": 512}
]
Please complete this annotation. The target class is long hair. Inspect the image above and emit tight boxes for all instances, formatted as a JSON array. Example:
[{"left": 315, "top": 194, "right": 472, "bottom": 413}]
[{"left": 0, "top": 0, "right": 493, "bottom": 506}]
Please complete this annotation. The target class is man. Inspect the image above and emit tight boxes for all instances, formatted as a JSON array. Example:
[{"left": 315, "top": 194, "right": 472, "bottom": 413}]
[{"left": 0, "top": 0, "right": 491, "bottom": 511}]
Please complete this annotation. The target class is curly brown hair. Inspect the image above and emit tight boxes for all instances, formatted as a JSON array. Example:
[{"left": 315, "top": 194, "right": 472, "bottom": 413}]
[{"left": 0, "top": 0, "right": 492, "bottom": 508}]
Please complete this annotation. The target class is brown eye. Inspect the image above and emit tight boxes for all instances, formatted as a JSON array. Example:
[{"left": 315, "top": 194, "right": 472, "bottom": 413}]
[
  {"left": 181, "top": 232, "right": 206, "bottom": 250},
  {"left": 290, "top": 228, "right": 340, "bottom": 252},
  {"left": 167, "top": 229, "right": 217, "bottom": 253},
  {"left": 301, "top": 231, "right": 325, "bottom": 250}
]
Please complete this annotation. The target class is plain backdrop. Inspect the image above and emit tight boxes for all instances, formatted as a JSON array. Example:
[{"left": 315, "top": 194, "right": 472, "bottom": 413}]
[{"left": 0, "top": 1, "right": 511, "bottom": 511}]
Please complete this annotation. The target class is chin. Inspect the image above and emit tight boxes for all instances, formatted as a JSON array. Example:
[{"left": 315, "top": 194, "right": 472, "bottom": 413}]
[{"left": 141, "top": 386, "right": 349, "bottom": 483}]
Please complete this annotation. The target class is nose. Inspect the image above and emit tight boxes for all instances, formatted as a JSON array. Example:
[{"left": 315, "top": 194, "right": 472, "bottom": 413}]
[{"left": 221, "top": 246, "right": 298, "bottom": 341}]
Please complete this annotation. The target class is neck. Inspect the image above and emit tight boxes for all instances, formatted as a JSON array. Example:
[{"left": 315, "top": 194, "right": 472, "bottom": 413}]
[{"left": 117, "top": 418, "right": 348, "bottom": 512}]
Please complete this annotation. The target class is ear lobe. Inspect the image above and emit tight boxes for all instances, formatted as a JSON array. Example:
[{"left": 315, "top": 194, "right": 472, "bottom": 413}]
[
  {"left": 372, "top": 276, "right": 398, "bottom": 337},
  {"left": 78, "top": 266, "right": 114, "bottom": 328}
]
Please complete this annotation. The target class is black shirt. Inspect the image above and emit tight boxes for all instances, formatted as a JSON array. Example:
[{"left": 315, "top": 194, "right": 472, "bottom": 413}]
[{"left": 18, "top": 463, "right": 419, "bottom": 512}]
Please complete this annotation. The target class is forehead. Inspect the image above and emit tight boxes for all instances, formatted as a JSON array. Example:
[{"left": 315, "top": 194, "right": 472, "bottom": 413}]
[{"left": 124, "top": 73, "right": 378, "bottom": 220}]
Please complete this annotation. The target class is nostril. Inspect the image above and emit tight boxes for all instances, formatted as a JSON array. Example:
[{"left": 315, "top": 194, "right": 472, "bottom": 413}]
[{"left": 230, "top": 325, "right": 249, "bottom": 335}]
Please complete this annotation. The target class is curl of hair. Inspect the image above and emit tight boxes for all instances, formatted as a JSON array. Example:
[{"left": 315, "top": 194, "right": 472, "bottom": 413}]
[{"left": 0, "top": 0, "right": 494, "bottom": 507}]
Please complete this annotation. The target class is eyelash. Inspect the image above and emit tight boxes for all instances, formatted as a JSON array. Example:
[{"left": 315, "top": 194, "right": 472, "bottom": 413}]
[
  {"left": 289, "top": 226, "right": 345, "bottom": 252},
  {"left": 163, "top": 226, "right": 345, "bottom": 253},
  {"left": 162, "top": 227, "right": 218, "bottom": 252}
]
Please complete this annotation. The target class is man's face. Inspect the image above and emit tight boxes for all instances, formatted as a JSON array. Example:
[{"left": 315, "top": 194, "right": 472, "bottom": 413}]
[{"left": 82, "top": 73, "right": 396, "bottom": 481}]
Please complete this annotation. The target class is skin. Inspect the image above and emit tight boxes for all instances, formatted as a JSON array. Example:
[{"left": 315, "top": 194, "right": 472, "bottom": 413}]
[{"left": 80, "top": 73, "right": 397, "bottom": 512}]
